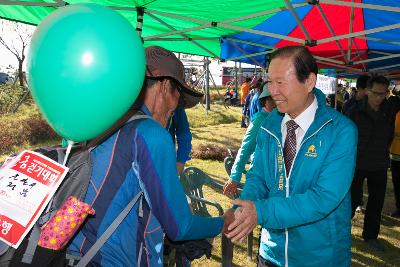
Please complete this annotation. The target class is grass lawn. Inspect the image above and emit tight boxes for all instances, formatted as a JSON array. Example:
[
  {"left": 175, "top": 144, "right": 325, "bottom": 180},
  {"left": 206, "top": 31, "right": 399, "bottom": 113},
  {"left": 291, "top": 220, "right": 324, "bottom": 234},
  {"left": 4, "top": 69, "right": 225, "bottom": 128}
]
[{"left": 1, "top": 102, "right": 399, "bottom": 266}]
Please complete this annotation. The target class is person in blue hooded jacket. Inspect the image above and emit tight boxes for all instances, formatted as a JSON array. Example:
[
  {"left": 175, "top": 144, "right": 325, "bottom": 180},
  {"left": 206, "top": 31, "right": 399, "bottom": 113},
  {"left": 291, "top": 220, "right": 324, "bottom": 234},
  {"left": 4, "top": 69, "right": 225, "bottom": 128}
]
[
  {"left": 223, "top": 83, "right": 276, "bottom": 197},
  {"left": 225, "top": 46, "right": 357, "bottom": 267},
  {"left": 68, "top": 46, "right": 230, "bottom": 267}
]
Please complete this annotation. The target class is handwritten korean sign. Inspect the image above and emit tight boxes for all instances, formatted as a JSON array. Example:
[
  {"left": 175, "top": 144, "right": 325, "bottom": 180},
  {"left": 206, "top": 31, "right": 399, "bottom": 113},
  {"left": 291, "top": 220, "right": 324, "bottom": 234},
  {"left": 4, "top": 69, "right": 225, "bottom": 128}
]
[
  {"left": 316, "top": 74, "right": 337, "bottom": 95},
  {"left": 0, "top": 150, "right": 68, "bottom": 248}
]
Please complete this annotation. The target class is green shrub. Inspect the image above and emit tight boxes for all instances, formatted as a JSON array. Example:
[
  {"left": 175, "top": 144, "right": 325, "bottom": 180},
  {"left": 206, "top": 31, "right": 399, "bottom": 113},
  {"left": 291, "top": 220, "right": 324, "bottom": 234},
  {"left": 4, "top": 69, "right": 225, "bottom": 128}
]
[
  {"left": 0, "top": 83, "right": 33, "bottom": 114},
  {"left": 22, "top": 114, "right": 59, "bottom": 144},
  {"left": 0, "top": 109, "right": 59, "bottom": 155},
  {"left": 0, "top": 119, "right": 26, "bottom": 155}
]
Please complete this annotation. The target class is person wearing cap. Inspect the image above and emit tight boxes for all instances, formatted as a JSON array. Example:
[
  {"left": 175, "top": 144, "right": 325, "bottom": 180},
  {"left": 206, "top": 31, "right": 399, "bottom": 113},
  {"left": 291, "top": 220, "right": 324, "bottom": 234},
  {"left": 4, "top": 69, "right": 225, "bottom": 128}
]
[
  {"left": 249, "top": 78, "right": 264, "bottom": 120},
  {"left": 224, "top": 46, "right": 357, "bottom": 267},
  {"left": 67, "top": 46, "right": 230, "bottom": 266},
  {"left": 223, "top": 83, "right": 276, "bottom": 197}
]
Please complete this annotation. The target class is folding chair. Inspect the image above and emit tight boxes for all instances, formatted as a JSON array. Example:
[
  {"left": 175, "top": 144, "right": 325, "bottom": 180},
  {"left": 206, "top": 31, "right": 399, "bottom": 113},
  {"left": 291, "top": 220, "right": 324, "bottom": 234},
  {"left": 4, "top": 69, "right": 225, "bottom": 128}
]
[{"left": 180, "top": 166, "right": 233, "bottom": 267}]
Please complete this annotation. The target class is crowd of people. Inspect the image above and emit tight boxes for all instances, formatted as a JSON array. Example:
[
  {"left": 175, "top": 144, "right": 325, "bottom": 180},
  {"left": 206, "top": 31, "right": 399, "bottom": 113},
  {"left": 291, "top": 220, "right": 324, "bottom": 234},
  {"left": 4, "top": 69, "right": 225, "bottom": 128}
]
[{"left": 2, "top": 44, "right": 399, "bottom": 267}]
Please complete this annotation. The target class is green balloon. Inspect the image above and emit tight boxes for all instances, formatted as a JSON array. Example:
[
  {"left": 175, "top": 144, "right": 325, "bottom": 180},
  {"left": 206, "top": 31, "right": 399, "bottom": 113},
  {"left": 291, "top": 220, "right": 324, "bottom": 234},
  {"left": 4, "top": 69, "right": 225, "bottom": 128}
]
[{"left": 27, "top": 4, "right": 145, "bottom": 142}]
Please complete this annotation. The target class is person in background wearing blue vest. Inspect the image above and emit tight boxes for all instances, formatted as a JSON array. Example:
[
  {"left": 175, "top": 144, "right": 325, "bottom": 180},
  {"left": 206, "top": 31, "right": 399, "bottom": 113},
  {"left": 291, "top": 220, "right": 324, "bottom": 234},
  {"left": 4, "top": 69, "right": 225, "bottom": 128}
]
[
  {"left": 67, "top": 46, "right": 232, "bottom": 266},
  {"left": 224, "top": 46, "right": 357, "bottom": 267},
  {"left": 249, "top": 78, "right": 264, "bottom": 120},
  {"left": 167, "top": 107, "right": 192, "bottom": 175},
  {"left": 223, "top": 83, "right": 276, "bottom": 197}
]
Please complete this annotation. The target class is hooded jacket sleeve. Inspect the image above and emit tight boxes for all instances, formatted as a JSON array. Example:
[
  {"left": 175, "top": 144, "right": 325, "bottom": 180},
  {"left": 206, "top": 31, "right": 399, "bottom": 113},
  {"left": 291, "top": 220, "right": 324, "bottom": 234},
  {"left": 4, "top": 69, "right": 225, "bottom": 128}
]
[
  {"left": 230, "top": 111, "right": 268, "bottom": 182},
  {"left": 136, "top": 120, "right": 223, "bottom": 240}
]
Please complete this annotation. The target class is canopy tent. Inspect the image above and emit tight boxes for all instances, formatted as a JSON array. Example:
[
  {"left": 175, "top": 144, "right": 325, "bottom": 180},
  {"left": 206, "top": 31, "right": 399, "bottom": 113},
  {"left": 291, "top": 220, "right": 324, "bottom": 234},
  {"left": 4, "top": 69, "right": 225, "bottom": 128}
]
[
  {"left": 221, "top": 0, "right": 400, "bottom": 79},
  {"left": 0, "top": 0, "right": 399, "bottom": 78}
]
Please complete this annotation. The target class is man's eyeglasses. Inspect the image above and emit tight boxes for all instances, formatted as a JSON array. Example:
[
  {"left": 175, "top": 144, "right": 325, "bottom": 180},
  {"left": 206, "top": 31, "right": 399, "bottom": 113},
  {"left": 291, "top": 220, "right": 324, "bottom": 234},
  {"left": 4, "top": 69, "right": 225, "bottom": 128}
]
[{"left": 370, "top": 90, "right": 389, "bottom": 98}]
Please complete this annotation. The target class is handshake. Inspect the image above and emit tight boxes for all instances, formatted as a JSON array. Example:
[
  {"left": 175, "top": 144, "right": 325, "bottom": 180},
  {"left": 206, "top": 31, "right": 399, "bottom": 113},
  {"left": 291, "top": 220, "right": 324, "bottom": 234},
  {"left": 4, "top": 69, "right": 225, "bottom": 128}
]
[{"left": 222, "top": 199, "right": 258, "bottom": 243}]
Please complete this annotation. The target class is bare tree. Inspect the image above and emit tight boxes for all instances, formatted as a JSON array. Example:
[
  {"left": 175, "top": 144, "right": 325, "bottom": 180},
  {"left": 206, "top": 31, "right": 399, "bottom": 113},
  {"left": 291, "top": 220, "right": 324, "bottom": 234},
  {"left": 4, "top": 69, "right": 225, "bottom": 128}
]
[{"left": 0, "top": 19, "right": 35, "bottom": 86}]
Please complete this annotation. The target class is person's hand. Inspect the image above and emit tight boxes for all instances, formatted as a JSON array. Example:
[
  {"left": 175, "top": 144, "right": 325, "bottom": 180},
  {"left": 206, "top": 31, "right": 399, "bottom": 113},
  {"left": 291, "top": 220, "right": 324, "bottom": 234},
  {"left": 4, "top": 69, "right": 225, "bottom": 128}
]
[
  {"left": 225, "top": 199, "right": 258, "bottom": 243},
  {"left": 223, "top": 179, "right": 240, "bottom": 197},
  {"left": 222, "top": 209, "right": 235, "bottom": 234},
  {"left": 176, "top": 162, "right": 184, "bottom": 176}
]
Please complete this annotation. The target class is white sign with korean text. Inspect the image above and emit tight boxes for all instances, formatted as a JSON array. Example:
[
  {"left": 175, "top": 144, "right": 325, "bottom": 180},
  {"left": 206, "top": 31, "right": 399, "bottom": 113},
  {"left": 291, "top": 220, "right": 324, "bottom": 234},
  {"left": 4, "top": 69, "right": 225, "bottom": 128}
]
[
  {"left": 0, "top": 150, "right": 68, "bottom": 248},
  {"left": 316, "top": 74, "right": 337, "bottom": 95}
]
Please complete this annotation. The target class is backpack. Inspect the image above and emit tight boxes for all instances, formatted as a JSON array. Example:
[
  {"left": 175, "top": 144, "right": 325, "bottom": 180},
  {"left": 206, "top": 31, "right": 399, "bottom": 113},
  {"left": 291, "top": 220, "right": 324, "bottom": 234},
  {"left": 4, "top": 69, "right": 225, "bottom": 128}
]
[{"left": 0, "top": 110, "right": 151, "bottom": 267}]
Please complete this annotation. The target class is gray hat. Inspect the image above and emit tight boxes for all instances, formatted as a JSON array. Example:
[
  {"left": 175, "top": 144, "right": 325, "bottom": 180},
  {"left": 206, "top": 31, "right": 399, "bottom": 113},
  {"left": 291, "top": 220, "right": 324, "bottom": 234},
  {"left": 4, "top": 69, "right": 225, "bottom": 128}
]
[
  {"left": 259, "top": 83, "right": 271, "bottom": 99},
  {"left": 145, "top": 46, "right": 203, "bottom": 108}
]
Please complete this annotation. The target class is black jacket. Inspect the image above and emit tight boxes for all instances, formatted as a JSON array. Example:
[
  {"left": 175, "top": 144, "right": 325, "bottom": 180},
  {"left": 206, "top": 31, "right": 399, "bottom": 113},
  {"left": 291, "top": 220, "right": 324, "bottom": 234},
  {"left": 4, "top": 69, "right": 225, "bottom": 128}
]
[{"left": 347, "top": 96, "right": 400, "bottom": 171}]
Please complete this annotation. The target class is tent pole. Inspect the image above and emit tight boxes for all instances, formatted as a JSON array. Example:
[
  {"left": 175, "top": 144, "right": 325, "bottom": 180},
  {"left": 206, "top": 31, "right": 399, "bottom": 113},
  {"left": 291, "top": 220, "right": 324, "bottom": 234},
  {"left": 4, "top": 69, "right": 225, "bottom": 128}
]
[
  {"left": 225, "top": 51, "right": 273, "bottom": 63},
  {"left": 370, "top": 50, "right": 393, "bottom": 56},
  {"left": 222, "top": 3, "right": 308, "bottom": 24},
  {"left": 205, "top": 56, "right": 211, "bottom": 111},
  {"left": 136, "top": 7, "right": 144, "bottom": 41},
  {"left": 0, "top": 0, "right": 64, "bottom": 6},
  {"left": 350, "top": 38, "right": 367, "bottom": 71},
  {"left": 319, "top": 0, "right": 400, "bottom": 13},
  {"left": 313, "top": 55, "right": 345, "bottom": 65},
  {"left": 220, "top": 23, "right": 304, "bottom": 44},
  {"left": 145, "top": 11, "right": 220, "bottom": 58},
  {"left": 315, "top": 3, "right": 347, "bottom": 61},
  {"left": 370, "top": 63, "right": 400, "bottom": 72},
  {"left": 143, "top": 24, "right": 212, "bottom": 40},
  {"left": 226, "top": 39, "right": 264, "bottom": 66},
  {"left": 234, "top": 62, "right": 238, "bottom": 92},
  {"left": 359, "top": 36, "right": 400, "bottom": 46},
  {"left": 284, "top": 0, "right": 312, "bottom": 44},
  {"left": 354, "top": 53, "right": 400, "bottom": 65},
  {"left": 239, "top": 62, "right": 242, "bottom": 86},
  {"left": 226, "top": 38, "right": 275, "bottom": 50},
  {"left": 143, "top": 37, "right": 219, "bottom": 41},
  {"left": 347, "top": 1, "right": 355, "bottom": 64},
  {"left": 319, "top": 23, "right": 400, "bottom": 44}
]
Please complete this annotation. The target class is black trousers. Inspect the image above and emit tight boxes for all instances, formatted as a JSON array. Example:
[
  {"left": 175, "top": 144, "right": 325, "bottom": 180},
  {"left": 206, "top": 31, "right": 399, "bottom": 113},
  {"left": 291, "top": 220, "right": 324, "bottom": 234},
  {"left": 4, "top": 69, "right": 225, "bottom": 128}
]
[
  {"left": 391, "top": 160, "right": 400, "bottom": 209},
  {"left": 351, "top": 169, "right": 388, "bottom": 240}
]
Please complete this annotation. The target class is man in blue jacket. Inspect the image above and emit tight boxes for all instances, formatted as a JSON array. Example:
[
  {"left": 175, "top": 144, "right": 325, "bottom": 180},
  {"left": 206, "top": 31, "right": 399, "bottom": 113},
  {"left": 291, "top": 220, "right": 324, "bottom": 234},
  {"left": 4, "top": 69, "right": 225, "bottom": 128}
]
[
  {"left": 68, "top": 46, "right": 228, "bottom": 266},
  {"left": 167, "top": 107, "right": 193, "bottom": 175},
  {"left": 225, "top": 46, "right": 357, "bottom": 267}
]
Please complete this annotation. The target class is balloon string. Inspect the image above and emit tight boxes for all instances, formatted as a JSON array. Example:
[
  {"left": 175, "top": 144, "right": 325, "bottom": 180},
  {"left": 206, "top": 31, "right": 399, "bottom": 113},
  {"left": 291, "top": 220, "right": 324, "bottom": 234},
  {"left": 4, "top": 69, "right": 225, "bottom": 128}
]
[{"left": 63, "top": 140, "right": 74, "bottom": 166}]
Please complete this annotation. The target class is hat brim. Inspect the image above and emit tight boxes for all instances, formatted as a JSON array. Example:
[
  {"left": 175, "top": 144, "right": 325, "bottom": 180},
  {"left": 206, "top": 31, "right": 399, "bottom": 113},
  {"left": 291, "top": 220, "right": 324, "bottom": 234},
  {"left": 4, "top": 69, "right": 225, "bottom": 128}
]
[
  {"left": 259, "top": 91, "right": 271, "bottom": 99},
  {"left": 145, "top": 74, "right": 204, "bottom": 108},
  {"left": 176, "top": 80, "right": 204, "bottom": 108}
]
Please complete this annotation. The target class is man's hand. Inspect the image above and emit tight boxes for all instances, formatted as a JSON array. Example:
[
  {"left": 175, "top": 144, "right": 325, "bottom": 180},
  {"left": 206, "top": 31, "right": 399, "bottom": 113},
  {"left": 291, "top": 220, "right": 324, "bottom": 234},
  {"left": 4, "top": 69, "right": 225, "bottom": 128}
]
[
  {"left": 226, "top": 199, "right": 258, "bottom": 243},
  {"left": 223, "top": 179, "right": 241, "bottom": 197},
  {"left": 222, "top": 209, "right": 235, "bottom": 234}
]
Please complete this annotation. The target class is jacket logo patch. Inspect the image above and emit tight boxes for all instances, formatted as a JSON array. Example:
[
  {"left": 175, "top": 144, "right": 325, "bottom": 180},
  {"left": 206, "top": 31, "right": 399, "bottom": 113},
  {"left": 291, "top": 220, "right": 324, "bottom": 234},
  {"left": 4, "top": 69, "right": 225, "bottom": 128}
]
[{"left": 305, "top": 144, "right": 317, "bottom": 157}]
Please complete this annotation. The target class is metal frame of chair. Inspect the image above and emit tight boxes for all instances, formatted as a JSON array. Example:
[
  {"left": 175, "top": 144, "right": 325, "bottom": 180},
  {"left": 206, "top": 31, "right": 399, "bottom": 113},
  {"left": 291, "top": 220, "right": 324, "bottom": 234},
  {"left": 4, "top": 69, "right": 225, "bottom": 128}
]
[
  {"left": 181, "top": 166, "right": 235, "bottom": 266},
  {"left": 181, "top": 165, "right": 255, "bottom": 266},
  {"left": 223, "top": 156, "right": 254, "bottom": 261}
]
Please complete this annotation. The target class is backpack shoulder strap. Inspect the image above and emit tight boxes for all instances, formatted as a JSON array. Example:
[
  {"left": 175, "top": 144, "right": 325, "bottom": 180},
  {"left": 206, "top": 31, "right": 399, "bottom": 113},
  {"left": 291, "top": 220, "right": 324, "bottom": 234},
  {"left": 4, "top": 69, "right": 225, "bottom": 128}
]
[
  {"left": 85, "top": 109, "right": 151, "bottom": 149},
  {"left": 75, "top": 191, "right": 144, "bottom": 267}
]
